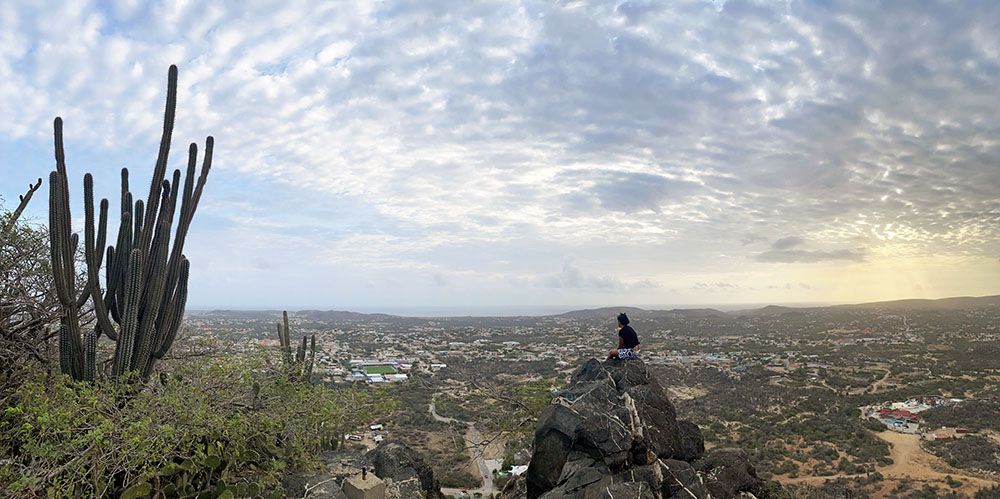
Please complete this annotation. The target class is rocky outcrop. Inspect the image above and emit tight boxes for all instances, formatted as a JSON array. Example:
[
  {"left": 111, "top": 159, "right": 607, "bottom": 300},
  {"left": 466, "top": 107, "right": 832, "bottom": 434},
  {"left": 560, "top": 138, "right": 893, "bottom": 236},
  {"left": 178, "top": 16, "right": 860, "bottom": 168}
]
[
  {"left": 364, "top": 441, "right": 445, "bottom": 499},
  {"left": 513, "top": 358, "right": 766, "bottom": 499}
]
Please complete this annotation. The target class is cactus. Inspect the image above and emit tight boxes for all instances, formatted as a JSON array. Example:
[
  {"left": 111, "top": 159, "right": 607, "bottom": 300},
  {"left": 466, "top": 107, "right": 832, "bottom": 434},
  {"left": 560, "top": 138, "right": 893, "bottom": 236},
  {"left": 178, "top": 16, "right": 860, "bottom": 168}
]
[
  {"left": 276, "top": 311, "right": 316, "bottom": 381},
  {"left": 47, "top": 65, "right": 213, "bottom": 381}
]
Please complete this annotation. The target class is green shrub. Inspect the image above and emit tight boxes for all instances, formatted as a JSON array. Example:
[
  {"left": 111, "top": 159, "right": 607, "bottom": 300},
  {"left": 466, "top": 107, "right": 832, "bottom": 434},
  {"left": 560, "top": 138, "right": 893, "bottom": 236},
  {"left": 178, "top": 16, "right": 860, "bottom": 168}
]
[{"left": 0, "top": 353, "right": 393, "bottom": 497}]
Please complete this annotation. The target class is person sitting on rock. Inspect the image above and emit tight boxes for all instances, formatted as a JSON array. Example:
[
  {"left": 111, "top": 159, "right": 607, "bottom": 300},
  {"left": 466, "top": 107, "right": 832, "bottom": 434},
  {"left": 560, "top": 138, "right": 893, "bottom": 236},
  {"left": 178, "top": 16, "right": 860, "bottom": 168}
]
[{"left": 607, "top": 312, "right": 640, "bottom": 360}]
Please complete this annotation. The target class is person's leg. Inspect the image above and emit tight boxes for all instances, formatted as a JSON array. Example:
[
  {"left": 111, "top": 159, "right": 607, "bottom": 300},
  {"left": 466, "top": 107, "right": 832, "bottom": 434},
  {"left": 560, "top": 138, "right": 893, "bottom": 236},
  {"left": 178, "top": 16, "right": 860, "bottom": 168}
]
[{"left": 607, "top": 348, "right": 619, "bottom": 360}]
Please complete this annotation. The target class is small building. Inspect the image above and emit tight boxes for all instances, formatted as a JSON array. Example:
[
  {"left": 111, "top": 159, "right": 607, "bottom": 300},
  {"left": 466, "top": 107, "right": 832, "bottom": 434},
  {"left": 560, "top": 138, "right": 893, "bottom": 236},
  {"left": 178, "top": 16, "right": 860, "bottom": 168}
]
[{"left": 877, "top": 408, "right": 920, "bottom": 423}]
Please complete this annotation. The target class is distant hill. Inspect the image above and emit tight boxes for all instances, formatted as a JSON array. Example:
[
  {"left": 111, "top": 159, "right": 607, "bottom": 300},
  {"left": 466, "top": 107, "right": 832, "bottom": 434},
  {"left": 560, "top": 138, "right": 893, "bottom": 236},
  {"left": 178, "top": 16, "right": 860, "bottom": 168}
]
[
  {"left": 192, "top": 294, "right": 1000, "bottom": 321},
  {"left": 728, "top": 304, "right": 809, "bottom": 317},
  {"left": 834, "top": 295, "right": 1000, "bottom": 311},
  {"left": 188, "top": 309, "right": 280, "bottom": 319},
  {"left": 556, "top": 306, "right": 655, "bottom": 320},
  {"left": 295, "top": 310, "right": 398, "bottom": 321},
  {"left": 562, "top": 295, "right": 1000, "bottom": 319}
]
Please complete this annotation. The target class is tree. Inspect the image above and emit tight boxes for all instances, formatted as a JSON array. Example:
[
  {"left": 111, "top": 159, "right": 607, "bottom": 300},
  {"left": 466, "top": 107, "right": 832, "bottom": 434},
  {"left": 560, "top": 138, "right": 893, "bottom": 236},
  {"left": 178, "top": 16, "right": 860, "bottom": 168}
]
[{"left": 0, "top": 181, "right": 60, "bottom": 395}]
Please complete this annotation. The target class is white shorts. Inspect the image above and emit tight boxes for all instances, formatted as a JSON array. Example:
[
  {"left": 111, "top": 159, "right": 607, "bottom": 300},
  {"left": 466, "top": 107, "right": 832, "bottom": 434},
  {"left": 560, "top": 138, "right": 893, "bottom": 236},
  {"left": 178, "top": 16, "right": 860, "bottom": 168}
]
[{"left": 618, "top": 348, "right": 639, "bottom": 359}]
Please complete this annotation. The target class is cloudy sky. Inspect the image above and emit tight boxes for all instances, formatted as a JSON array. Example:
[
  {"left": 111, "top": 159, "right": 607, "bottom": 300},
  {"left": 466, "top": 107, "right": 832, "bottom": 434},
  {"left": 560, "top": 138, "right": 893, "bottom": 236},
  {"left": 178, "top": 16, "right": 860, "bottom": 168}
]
[{"left": 2, "top": 0, "right": 999, "bottom": 312}]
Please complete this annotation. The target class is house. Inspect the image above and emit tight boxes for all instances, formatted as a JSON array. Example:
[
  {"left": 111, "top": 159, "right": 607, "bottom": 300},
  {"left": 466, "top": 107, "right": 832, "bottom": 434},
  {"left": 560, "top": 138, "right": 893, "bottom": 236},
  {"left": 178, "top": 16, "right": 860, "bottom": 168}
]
[{"left": 877, "top": 408, "right": 920, "bottom": 423}]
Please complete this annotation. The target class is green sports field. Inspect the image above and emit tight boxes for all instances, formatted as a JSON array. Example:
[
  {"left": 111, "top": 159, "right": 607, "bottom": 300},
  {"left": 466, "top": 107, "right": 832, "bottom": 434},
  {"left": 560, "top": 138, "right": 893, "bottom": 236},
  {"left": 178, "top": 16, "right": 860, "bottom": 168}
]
[{"left": 362, "top": 365, "right": 397, "bottom": 375}]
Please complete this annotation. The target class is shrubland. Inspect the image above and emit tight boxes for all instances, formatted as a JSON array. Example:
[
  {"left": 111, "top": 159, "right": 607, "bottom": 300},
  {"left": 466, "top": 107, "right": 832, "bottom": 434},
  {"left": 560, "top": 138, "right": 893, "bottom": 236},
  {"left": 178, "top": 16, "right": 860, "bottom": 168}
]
[{"left": 0, "top": 351, "right": 393, "bottom": 498}]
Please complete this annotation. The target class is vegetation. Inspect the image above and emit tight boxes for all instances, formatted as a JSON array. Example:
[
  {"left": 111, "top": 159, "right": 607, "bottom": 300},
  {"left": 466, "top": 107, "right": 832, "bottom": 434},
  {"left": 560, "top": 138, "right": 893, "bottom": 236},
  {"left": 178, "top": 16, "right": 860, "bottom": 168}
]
[
  {"left": 0, "top": 66, "right": 395, "bottom": 498},
  {"left": 925, "top": 436, "right": 1000, "bottom": 474},
  {"left": 921, "top": 399, "right": 1000, "bottom": 432},
  {"left": 275, "top": 311, "right": 316, "bottom": 381},
  {"left": 47, "top": 65, "right": 213, "bottom": 382},
  {"left": 0, "top": 352, "right": 391, "bottom": 497},
  {"left": 1, "top": 195, "right": 59, "bottom": 397}
]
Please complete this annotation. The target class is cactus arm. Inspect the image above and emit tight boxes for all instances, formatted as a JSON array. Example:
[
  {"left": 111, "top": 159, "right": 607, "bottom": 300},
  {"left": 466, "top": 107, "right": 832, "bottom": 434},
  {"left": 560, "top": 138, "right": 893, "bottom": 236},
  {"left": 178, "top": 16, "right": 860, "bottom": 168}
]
[
  {"left": 152, "top": 258, "right": 188, "bottom": 361},
  {"left": 79, "top": 174, "right": 108, "bottom": 309},
  {"left": 138, "top": 65, "right": 178, "bottom": 258},
  {"left": 102, "top": 247, "right": 120, "bottom": 341},
  {"left": 83, "top": 331, "right": 96, "bottom": 382},
  {"left": 48, "top": 172, "right": 72, "bottom": 305},
  {"left": 133, "top": 199, "right": 144, "bottom": 250},
  {"left": 52, "top": 120, "right": 76, "bottom": 302},
  {"left": 112, "top": 249, "right": 143, "bottom": 377},
  {"left": 58, "top": 324, "right": 71, "bottom": 376},
  {"left": 132, "top": 216, "right": 170, "bottom": 373},
  {"left": 156, "top": 147, "right": 197, "bottom": 332},
  {"left": 306, "top": 335, "right": 316, "bottom": 379},
  {"left": 82, "top": 173, "right": 119, "bottom": 342},
  {"left": 186, "top": 137, "right": 213, "bottom": 226}
]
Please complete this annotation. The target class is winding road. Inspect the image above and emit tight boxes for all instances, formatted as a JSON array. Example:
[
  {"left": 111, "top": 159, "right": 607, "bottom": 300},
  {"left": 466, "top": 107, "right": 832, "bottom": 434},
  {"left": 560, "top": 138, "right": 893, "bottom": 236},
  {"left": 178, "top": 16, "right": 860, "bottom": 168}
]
[{"left": 430, "top": 394, "right": 500, "bottom": 497}]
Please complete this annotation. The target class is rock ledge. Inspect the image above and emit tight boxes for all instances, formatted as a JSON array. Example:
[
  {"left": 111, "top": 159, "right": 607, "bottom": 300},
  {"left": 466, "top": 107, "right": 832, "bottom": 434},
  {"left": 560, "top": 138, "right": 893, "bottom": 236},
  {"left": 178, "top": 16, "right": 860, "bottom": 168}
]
[{"left": 506, "top": 358, "right": 766, "bottom": 499}]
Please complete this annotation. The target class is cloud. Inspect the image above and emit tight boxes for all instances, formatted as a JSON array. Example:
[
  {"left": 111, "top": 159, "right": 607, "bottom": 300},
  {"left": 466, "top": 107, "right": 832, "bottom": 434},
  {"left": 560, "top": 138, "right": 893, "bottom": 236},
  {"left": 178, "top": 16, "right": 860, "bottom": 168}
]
[
  {"left": 2, "top": 0, "right": 999, "bottom": 307},
  {"left": 755, "top": 248, "right": 867, "bottom": 264},
  {"left": 771, "top": 237, "right": 805, "bottom": 250},
  {"left": 542, "top": 261, "right": 658, "bottom": 290},
  {"left": 431, "top": 272, "right": 450, "bottom": 287},
  {"left": 559, "top": 170, "right": 703, "bottom": 214},
  {"left": 692, "top": 281, "right": 739, "bottom": 291},
  {"left": 740, "top": 233, "right": 767, "bottom": 246}
]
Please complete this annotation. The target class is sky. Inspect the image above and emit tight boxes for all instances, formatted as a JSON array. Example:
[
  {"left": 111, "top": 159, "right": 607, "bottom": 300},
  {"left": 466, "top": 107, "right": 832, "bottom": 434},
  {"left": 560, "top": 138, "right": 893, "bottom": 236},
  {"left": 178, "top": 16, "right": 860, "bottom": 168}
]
[{"left": 1, "top": 0, "right": 999, "bottom": 312}]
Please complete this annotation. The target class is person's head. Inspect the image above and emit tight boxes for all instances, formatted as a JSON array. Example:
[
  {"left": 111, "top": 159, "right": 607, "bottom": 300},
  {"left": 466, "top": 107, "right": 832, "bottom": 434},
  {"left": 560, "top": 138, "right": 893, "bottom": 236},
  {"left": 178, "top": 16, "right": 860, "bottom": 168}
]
[{"left": 617, "top": 312, "right": 630, "bottom": 328}]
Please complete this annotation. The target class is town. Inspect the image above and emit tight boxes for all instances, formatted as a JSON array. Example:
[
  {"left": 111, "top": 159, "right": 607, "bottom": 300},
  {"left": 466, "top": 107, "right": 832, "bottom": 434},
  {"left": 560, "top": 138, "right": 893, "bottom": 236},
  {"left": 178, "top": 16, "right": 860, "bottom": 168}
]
[{"left": 179, "top": 299, "right": 1000, "bottom": 497}]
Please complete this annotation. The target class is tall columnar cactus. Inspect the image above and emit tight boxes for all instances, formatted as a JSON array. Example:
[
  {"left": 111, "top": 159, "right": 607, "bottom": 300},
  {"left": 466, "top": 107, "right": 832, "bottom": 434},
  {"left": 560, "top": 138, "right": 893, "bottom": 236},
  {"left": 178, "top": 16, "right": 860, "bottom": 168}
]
[
  {"left": 276, "top": 311, "right": 316, "bottom": 381},
  {"left": 47, "top": 65, "right": 213, "bottom": 381}
]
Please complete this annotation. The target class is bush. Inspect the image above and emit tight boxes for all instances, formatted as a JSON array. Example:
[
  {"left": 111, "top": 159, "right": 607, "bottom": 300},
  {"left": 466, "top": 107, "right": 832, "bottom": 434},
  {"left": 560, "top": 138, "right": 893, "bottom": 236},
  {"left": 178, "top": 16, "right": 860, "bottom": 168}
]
[
  {"left": 0, "top": 206, "right": 60, "bottom": 397},
  {"left": 0, "top": 353, "right": 393, "bottom": 497}
]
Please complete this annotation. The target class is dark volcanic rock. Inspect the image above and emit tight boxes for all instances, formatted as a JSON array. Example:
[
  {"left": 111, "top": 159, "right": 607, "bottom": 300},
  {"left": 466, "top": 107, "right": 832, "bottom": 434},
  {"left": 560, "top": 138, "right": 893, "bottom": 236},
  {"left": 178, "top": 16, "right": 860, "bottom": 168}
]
[
  {"left": 524, "top": 358, "right": 765, "bottom": 499},
  {"left": 501, "top": 473, "right": 527, "bottom": 499},
  {"left": 676, "top": 420, "right": 706, "bottom": 461},
  {"left": 365, "top": 441, "right": 445, "bottom": 498},
  {"left": 659, "top": 458, "right": 708, "bottom": 499},
  {"left": 694, "top": 448, "right": 765, "bottom": 499}
]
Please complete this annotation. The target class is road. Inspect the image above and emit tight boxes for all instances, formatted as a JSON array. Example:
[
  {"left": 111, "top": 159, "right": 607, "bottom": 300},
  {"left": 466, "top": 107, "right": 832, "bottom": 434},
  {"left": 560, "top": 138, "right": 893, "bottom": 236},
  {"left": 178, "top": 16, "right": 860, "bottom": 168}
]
[{"left": 430, "top": 394, "right": 499, "bottom": 497}]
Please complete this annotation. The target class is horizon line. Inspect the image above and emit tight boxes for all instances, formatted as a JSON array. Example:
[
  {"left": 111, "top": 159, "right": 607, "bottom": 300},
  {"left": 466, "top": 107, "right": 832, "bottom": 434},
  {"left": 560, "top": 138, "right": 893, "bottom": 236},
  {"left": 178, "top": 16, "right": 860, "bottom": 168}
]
[{"left": 185, "top": 293, "right": 1000, "bottom": 317}]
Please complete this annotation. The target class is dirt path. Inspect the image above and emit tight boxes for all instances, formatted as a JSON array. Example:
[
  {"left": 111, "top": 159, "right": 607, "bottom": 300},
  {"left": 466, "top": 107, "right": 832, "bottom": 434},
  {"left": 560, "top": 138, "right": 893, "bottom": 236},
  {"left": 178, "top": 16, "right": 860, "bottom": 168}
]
[
  {"left": 777, "top": 431, "right": 999, "bottom": 495},
  {"left": 873, "top": 431, "right": 999, "bottom": 497}
]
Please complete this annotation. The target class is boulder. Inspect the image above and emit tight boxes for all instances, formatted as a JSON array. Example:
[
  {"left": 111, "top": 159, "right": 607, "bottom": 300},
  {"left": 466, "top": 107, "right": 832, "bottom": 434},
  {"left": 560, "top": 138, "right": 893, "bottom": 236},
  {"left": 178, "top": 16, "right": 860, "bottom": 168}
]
[
  {"left": 500, "top": 473, "right": 528, "bottom": 499},
  {"left": 365, "top": 441, "right": 445, "bottom": 498},
  {"left": 659, "top": 458, "right": 708, "bottom": 499},
  {"left": 524, "top": 358, "right": 764, "bottom": 499},
  {"left": 384, "top": 477, "right": 423, "bottom": 499},
  {"left": 694, "top": 448, "right": 765, "bottom": 499},
  {"left": 676, "top": 420, "right": 705, "bottom": 462}
]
